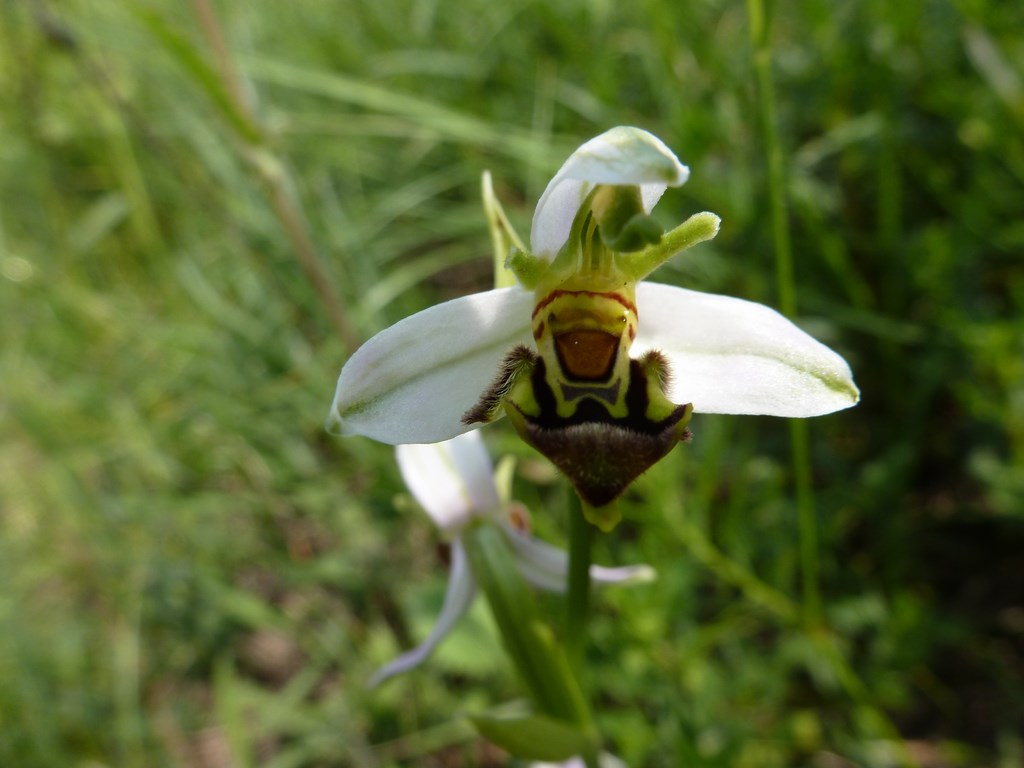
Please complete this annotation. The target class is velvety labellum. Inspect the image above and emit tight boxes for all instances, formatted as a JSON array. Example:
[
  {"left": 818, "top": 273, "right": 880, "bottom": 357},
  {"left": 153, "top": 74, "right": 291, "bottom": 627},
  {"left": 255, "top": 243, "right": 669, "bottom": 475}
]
[{"left": 466, "top": 286, "right": 692, "bottom": 530}]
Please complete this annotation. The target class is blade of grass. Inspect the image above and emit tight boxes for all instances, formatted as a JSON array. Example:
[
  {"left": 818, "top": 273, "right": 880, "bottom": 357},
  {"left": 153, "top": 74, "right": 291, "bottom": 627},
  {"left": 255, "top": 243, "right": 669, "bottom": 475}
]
[
  {"left": 746, "top": 0, "right": 821, "bottom": 625},
  {"left": 137, "top": 0, "right": 360, "bottom": 354}
]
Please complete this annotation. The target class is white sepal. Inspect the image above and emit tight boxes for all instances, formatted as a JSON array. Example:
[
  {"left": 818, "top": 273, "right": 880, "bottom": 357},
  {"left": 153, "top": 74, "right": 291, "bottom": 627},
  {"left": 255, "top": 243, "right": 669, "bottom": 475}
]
[
  {"left": 634, "top": 282, "right": 860, "bottom": 417},
  {"left": 368, "top": 540, "right": 477, "bottom": 688},
  {"left": 328, "top": 287, "right": 534, "bottom": 445},
  {"left": 531, "top": 126, "right": 690, "bottom": 260},
  {"left": 396, "top": 431, "right": 500, "bottom": 533},
  {"left": 503, "top": 525, "right": 656, "bottom": 592}
]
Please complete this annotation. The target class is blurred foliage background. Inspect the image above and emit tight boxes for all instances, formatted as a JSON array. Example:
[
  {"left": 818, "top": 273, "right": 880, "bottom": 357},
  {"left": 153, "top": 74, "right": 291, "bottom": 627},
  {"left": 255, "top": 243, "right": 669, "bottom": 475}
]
[{"left": 1, "top": 0, "right": 1022, "bottom": 766}]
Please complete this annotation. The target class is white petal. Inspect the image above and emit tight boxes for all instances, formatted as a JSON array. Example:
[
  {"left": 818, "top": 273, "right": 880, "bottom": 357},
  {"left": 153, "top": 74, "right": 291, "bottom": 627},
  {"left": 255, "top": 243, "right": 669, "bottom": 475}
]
[
  {"left": 531, "top": 753, "right": 627, "bottom": 768},
  {"left": 531, "top": 127, "right": 690, "bottom": 259},
  {"left": 503, "top": 525, "right": 656, "bottom": 592},
  {"left": 396, "top": 432, "right": 500, "bottom": 532},
  {"left": 503, "top": 526, "right": 567, "bottom": 592},
  {"left": 368, "top": 540, "right": 476, "bottom": 687},
  {"left": 327, "top": 287, "right": 535, "bottom": 444},
  {"left": 634, "top": 282, "right": 860, "bottom": 417},
  {"left": 590, "top": 561, "right": 658, "bottom": 586}
]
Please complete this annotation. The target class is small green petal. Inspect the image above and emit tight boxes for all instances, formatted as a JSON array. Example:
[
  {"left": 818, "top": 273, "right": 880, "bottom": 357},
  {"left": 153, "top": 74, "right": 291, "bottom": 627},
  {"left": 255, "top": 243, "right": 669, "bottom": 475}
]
[
  {"left": 469, "top": 712, "right": 596, "bottom": 762},
  {"left": 482, "top": 170, "right": 527, "bottom": 289},
  {"left": 581, "top": 499, "right": 621, "bottom": 533}
]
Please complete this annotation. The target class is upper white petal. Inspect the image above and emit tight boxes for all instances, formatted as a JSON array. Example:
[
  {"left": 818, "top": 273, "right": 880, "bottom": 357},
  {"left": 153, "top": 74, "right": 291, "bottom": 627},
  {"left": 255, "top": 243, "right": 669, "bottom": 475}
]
[
  {"left": 396, "top": 432, "right": 501, "bottom": 532},
  {"left": 531, "top": 127, "right": 690, "bottom": 259},
  {"left": 367, "top": 539, "right": 476, "bottom": 687},
  {"left": 327, "top": 287, "right": 535, "bottom": 444},
  {"left": 634, "top": 282, "right": 860, "bottom": 417}
]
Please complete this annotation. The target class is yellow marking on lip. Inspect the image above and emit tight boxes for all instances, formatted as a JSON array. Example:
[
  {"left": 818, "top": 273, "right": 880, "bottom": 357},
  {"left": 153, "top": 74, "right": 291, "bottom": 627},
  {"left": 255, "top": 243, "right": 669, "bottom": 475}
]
[{"left": 532, "top": 289, "right": 636, "bottom": 321}]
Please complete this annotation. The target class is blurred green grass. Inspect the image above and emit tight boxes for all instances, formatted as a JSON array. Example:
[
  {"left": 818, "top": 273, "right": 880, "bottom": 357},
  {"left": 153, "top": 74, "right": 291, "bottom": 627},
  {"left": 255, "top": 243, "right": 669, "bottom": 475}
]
[{"left": 1, "top": 0, "right": 1022, "bottom": 766}]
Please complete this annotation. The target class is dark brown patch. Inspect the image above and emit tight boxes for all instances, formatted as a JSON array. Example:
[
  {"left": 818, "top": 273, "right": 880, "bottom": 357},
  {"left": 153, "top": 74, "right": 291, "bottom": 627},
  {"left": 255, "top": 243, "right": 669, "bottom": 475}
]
[
  {"left": 554, "top": 329, "right": 619, "bottom": 381},
  {"left": 512, "top": 405, "right": 691, "bottom": 507}
]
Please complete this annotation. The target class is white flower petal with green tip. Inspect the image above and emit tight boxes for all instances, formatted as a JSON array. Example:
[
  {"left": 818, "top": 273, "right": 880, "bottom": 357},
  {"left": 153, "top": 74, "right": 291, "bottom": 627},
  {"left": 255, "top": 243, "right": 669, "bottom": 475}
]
[
  {"left": 327, "top": 287, "right": 534, "bottom": 445},
  {"left": 635, "top": 282, "right": 860, "bottom": 416},
  {"left": 397, "top": 432, "right": 500, "bottom": 532},
  {"left": 368, "top": 540, "right": 476, "bottom": 688},
  {"left": 504, "top": 526, "right": 656, "bottom": 592},
  {"left": 531, "top": 126, "right": 690, "bottom": 259}
]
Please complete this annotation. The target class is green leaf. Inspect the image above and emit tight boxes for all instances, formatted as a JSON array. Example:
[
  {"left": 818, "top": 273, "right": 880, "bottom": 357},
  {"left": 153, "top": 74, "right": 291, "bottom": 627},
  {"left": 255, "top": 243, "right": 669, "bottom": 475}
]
[
  {"left": 130, "top": 5, "right": 261, "bottom": 143},
  {"left": 468, "top": 712, "right": 595, "bottom": 762},
  {"left": 463, "top": 524, "right": 591, "bottom": 725}
]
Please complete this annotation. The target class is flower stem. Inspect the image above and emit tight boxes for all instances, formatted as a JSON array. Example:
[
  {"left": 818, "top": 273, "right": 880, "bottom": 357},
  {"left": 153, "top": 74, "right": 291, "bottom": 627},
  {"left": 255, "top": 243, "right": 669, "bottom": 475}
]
[
  {"left": 791, "top": 419, "right": 820, "bottom": 621},
  {"left": 465, "top": 525, "right": 590, "bottom": 725},
  {"left": 566, "top": 491, "right": 593, "bottom": 675},
  {"left": 747, "top": 0, "right": 822, "bottom": 623},
  {"left": 567, "top": 493, "right": 600, "bottom": 768}
]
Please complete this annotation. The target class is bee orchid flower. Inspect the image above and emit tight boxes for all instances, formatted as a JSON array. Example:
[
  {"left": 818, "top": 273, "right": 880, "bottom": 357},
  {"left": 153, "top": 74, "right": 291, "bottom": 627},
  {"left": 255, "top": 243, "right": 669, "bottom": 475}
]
[
  {"left": 371, "top": 430, "right": 654, "bottom": 686},
  {"left": 330, "top": 127, "right": 859, "bottom": 530}
]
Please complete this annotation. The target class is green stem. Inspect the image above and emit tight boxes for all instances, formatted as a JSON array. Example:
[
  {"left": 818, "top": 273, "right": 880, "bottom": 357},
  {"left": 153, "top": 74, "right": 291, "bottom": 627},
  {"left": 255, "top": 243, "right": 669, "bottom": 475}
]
[
  {"left": 791, "top": 419, "right": 820, "bottom": 620},
  {"left": 747, "top": 0, "right": 821, "bottom": 623},
  {"left": 566, "top": 491, "right": 594, "bottom": 675},
  {"left": 464, "top": 525, "right": 590, "bottom": 725},
  {"left": 746, "top": 0, "right": 795, "bottom": 317},
  {"left": 568, "top": 492, "right": 600, "bottom": 768}
]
